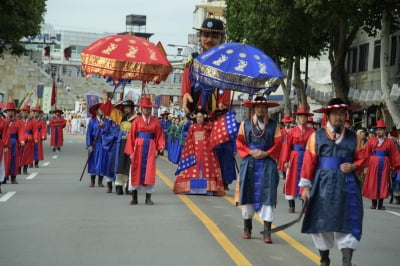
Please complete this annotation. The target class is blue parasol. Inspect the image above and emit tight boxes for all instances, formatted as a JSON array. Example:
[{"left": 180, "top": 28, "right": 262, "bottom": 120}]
[{"left": 191, "top": 42, "right": 284, "bottom": 95}]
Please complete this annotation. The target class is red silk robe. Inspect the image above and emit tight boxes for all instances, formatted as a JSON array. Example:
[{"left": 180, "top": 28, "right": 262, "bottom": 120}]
[
  {"left": 173, "top": 122, "right": 225, "bottom": 196},
  {"left": 182, "top": 62, "right": 231, "bottom": 111},
  {"left": 0, "top": 118, "right": 7, "bottom": 181},
  {"left": 278, "top": 127, "right": 289, "bottom": 173},
  {"left": 3, "top": 118, "right": 24, "bottom": 176},
  {"left": 281, "top": 125, "right": 314, "bottom": 197},
  {"left": 50, "top": 116, "right": 66, "bottom": 147},
  {"left": 362, "top": 137, "right": 400, "bottom": 199},
  {"left": 20, "top": 118, "right": 37, "bottom": 166},
  {"left": 124, "top": 116, "right": 164, "bottom": 186},
  {"left": 33, "top": 119, "right": 47, "bottom": 161}
]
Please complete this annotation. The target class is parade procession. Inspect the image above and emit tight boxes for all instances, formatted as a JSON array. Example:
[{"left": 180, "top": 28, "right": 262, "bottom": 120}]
[{"left": 2, "top": 1, "right": 400, "bottom": 266}]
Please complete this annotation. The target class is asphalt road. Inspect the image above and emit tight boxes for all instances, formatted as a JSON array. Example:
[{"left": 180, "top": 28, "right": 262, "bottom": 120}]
[{"left": 1, "top": 134, "right": 399, "bottom": 266}]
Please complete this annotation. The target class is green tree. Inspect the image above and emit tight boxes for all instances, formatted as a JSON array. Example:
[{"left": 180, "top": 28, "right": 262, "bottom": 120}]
[
  {"left": 226, "top": 0, "right": 327, "bottom": 111},
  {"left": 0, "top": 0, "right": 47, "bottom": 56}
]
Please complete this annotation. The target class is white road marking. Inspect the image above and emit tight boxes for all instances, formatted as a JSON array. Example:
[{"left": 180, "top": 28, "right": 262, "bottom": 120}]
[
  {"left": 386, "top": 210, "right": 400, "bottom": 217},
  {"left": 0, "top": 191, "right": 16, "bottom": 202},
  {"left": 52, "top": 155, "right": 58, "bottom": 159},
  {"left": 26, "top": 172, "right": 38, "bottom": 180},
  {"left": 42, "top": 162, "right": 50, "bottom": 166}
]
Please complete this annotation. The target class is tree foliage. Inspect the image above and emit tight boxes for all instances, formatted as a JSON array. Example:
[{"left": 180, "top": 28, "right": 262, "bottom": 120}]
[
  {"left": 226, "top": 0, "right": 326, "bottom": 62},
  {"left": 0, "top": 0, "right": 47, "bottom": 56},
  {"left": 226, "top": 0, "right": 400, "bottom": 106}
]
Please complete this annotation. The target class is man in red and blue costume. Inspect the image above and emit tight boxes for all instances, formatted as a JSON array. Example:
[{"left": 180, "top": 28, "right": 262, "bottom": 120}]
[
  {"left": 181, "top": 18, "right": 230, "bottom": 115},
  {"left": 32, "top": 106, "right": 47, "bottom": 168},
  {"left": 278, "top": 114, "right": 293, "bottom": 180},
  {"left": 2, "top": 102, "right": 24, "bottom": 185},
  {"left": 300, "top": 98, "right": 365, "bottom": 266},
  {"left": 19, "top": 105, "right": 36, "bottom": 175},
  {"left": 281, "top": 107, "right": 314, "bottom": 213},
  {"left": 236, "top": 96, "right": 282, "bottom": 244},
  {"left": 125, "top": 96, "right": 165, "bottom": 205},
  {"left": 49, "top": 109, "right": 66, "bottom": 152},
  {"left": 362, "top": 119, "right": 400, "bottom": 210}
]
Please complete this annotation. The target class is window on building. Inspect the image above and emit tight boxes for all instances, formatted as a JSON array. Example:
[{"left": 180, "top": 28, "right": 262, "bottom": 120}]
[
  {"left": 390, "top": 35, "right": 398, "bottom": 66},
  {"left": 373, "top": 40, "right": 381, "bottom": 69},
  {"left": 347, "top": 47, "right": 358, "bottom": 73},
  {"left": 358, "top": 43, "right": 369, "bottom": 72}
]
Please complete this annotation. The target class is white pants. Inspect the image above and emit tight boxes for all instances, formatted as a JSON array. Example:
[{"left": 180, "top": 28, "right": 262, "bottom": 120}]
[
  {"left": 241, "top": 204, "right": 274, "bottom": 222},
  {"left": 311, "top": 232, "right": 359, "bottom": 250},
  {"left": 129, "top": 184, "right": 155, "bottom": 193},
  {"left": 115, "top": 174, "right": 128, "bottom": 186}
]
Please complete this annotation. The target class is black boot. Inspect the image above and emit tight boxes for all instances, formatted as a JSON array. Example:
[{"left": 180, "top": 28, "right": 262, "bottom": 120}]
[
  {"left": 242, "top": 219, "right": 252, "bottom": 239},
  {"left": 145, "top": 193, "right": 154, "bottom": 205},
  {"left": 341, "top": 248, "right": 353, "bottom": 266},
  {"left": 34, "top": 161, "right": 39, "bottom": 168},
  {"left": 125, "top": 185, "right": 131, "bottom": 195},
  {"left": 319, "top": 250, "right": 330, "bottom": 266},
  {"left": 371, "top": 199, "right": 377, "bottom": 209},
  {"left": 89, "top": 175, "right": 96, "bottom": 187},
  {"left": 288, "top": 200, "right": 295, "bottom": 213},
  {"left": 23, "top": 165, "right": 29, "bottom": 175},
  {"left": 130, "top": 190, "right": 138, "bottom": 205},
  {"left": 106, "top": 182, "right": 112, "bottom": 193},
  {"left": 263, "top": 221, "right": 272, "bottom": 244},
  {"left": 2, "top": 176, "right": 8, "bottom": 184},
  {"left": 53, "top": 147, "right": 56, "bottom": 152},
  {"left": 98, "top": 175, "right": 104, "bottom": 187},
  {"left": 11, "top": 176, "right": 18, "bottom": 184},
  {"left": 116, "top": 185, "right": 123, "bottom": 195},
  {"left": 378, "top": 199, "right": 386, "bottom": 210}
]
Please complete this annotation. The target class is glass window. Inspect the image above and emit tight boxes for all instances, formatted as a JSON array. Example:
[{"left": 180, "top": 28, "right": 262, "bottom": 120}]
[
  {"left": 390, "top": 35, "right": 398, "bottom": 66},
  {"left": 373, "top": 40, "right": 380, "bottom": 69},
  {"left": 347, "top": 47, "right": 357, "bottom": 73},
  {"left": 358, "top": 43, "right": 369, "bottom": 72}
]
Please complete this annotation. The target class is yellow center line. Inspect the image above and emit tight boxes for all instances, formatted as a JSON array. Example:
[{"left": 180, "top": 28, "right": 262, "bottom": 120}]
[
  {"left": 160, "top": 156, "right": 319, "bottom": 264},
  {"left": 157, "top": 169, "right": 252, "bottom": 266}
]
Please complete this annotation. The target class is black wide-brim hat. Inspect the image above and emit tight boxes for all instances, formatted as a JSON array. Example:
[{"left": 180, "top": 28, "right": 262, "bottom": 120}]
[
  {"left": 193, "top": 18, "right": 225, "bottom": 33},
  {"left": 114, "top": 100, "right": 136, "bottom": 110}
]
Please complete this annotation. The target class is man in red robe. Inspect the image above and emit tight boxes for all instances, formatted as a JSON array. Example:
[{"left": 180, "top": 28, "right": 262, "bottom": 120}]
[
  {"left": 49, "top": 109, "right": 66, "bottom": 152},
  {"left": 278, "top": 114, "right": 293, "bottom": 180},
  {"left": 0, "top": 115, "right": 7, "bottom": 192},
  {"left": 32, "top": 106, "right": 47, "bottom": 168},
  {"left": 281, "top": 107, "right": 314, "bottom": 213},
  {"left": 362, "top": 119, "right": 400, "bottom": 210},
  {"left": 19, "top": 105, "right": 36, "bottom": 174},
  {"left": 124, "top": 96, "right": 165, "bottom": 205},
  {"left": 2, "top": 102, "right": 24, "bottom": 184},
  {"left": 181, "top": 18, "right": 230, "bottom": 114}
]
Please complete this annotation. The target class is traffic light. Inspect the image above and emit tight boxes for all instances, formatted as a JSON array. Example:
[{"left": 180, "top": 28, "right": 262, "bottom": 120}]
[
  {"left": 44, "top": 46, "right": 50, "bottom": 57},
  {"left": 64, "top": 46, "right": 72, "bottom": 60}
]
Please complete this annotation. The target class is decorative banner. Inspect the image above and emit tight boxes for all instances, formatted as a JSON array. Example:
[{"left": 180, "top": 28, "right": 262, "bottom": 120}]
[
  {"left": 123, "top": 87, "right": 141, "bottom": 104},
  {"left": 85, "top": 94, "right": 100, "bottom": 117},
  {"left": 42, "top": 86, "right": 52, "bottom": 113},
  {"left": 19, "top": 89, "right": 38, "bottom": 108}
]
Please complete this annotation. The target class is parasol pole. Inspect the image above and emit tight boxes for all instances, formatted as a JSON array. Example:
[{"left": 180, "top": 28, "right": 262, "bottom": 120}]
[
  {"left": 110, "top": 80, "right": 127, "bottom": 101},
  {"left": 229, "top": 91, "right": 235, "bottom": 111}
]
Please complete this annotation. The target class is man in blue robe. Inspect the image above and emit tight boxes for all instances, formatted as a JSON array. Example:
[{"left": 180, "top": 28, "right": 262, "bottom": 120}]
[{"left": 299, "top": 98, "right": 365, "bottom": 266}]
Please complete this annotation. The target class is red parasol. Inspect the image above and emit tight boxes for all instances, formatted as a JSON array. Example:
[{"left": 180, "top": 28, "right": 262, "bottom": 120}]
[{"left": 80, "top": 34, "right": 172, "bottom": 85}]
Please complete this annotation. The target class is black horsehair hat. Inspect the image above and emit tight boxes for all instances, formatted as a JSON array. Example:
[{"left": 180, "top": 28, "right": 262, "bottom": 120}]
[{"left": 193, "top": 18, "right": 225, "bottom": 33}]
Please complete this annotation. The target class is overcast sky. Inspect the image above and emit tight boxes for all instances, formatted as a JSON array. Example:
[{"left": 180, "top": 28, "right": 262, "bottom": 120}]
[{"left": 44, "top": 0, "right": 201, "bottom": 53}]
